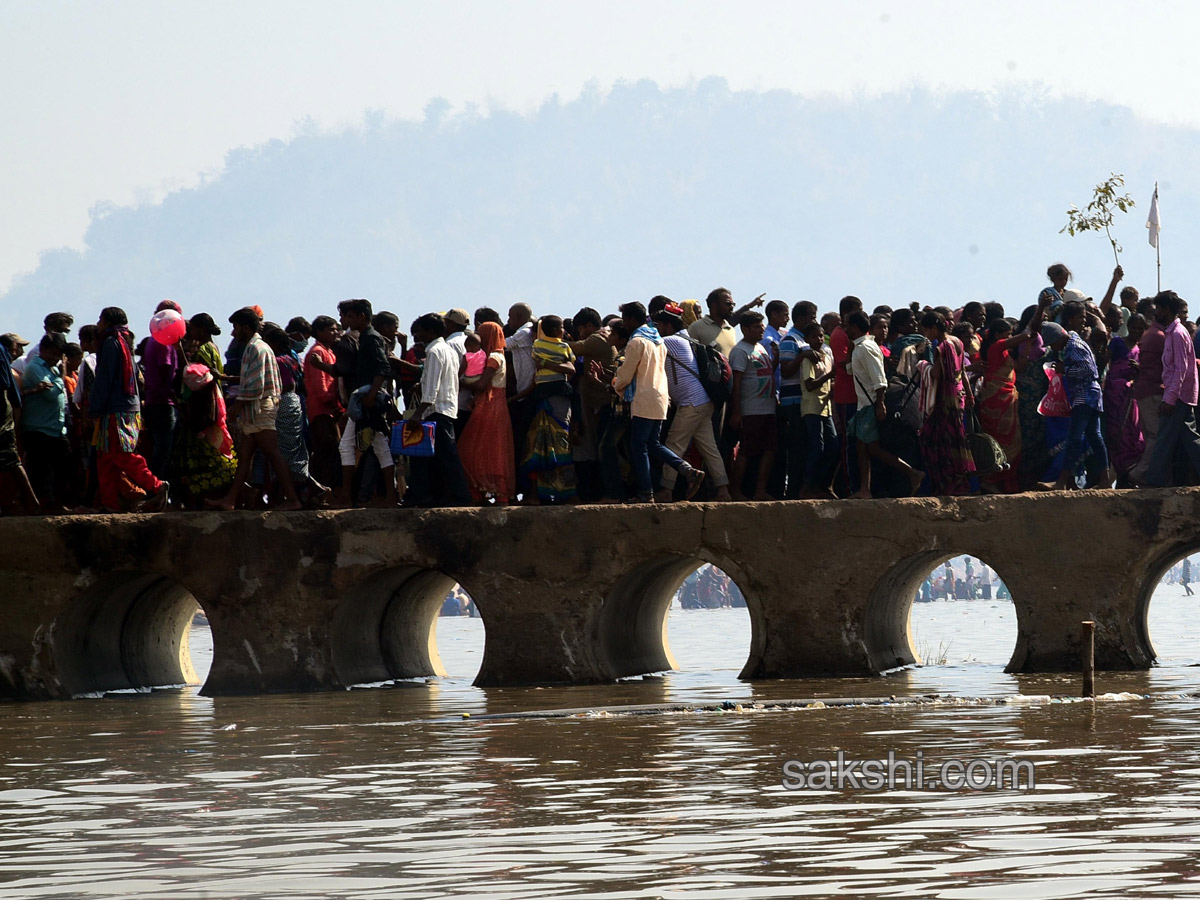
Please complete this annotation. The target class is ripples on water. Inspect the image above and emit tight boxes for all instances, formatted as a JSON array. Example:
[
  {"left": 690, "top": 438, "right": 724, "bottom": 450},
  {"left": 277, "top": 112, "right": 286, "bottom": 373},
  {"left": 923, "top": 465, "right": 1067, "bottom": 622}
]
[{"left": 4, "top": 587, "right": 1200, "bottom": 898}]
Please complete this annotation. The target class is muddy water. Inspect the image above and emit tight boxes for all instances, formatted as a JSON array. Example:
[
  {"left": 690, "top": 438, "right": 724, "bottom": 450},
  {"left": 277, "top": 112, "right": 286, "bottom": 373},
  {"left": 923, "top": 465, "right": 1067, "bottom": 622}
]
[{"left": 3, "top": 587, "right": 1200, "bottom": 898}]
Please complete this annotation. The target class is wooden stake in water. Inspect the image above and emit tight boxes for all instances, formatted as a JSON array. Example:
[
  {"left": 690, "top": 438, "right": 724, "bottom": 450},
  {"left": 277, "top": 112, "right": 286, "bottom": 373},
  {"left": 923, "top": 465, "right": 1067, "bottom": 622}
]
[{"left": 1082, "top": 620, "right": 1095, "bottom": 698}]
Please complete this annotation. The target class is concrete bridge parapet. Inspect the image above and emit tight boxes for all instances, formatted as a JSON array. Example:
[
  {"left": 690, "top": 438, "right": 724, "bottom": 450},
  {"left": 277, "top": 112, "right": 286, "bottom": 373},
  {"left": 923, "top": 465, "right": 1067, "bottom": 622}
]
[{"left": 0, "top": 489, "right": 1195, "bottom": 700}]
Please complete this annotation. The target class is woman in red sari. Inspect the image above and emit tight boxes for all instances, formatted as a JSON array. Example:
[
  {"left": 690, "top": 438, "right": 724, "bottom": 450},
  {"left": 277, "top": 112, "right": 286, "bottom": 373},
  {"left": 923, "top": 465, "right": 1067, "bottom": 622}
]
[
  {"left": 976, "top": 318, "right": 1035, "bottom": 493},
  {"left": 459, "top": 322, "right": 516, "bottom": 504},
  {"left": 918, "top": 311, "right": 976, "bottom": 495}
]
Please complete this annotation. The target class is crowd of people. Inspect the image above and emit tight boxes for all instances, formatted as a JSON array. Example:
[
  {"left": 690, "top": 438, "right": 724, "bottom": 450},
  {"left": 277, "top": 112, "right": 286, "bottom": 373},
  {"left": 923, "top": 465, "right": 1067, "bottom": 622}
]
[{"left": 2, "top": 261, "right": 1199, "bottom": 514}]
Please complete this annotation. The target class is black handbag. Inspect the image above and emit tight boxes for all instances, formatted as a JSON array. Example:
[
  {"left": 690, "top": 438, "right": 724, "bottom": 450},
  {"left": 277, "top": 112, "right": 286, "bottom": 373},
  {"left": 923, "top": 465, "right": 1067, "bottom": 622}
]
[{"left": 965, "top": 409, "right": 1008, "bottom": 475}]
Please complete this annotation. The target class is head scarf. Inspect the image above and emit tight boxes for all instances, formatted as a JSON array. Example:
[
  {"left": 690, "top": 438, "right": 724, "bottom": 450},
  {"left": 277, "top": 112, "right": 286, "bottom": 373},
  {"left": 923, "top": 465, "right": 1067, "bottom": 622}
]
[
  {"left": 477, "top": 321, "right": 505, "bottom": 354},
  {"left": 156, "top": 299, "right": 183, "bottom": 314},
  {"left": 183, "top": 363, "right": 214, "bottom": 392},
  {"left": 101, "top": 323, "right": 137, "bottom": 397},
  {"left": 680, "top": 300, "right": 701, "bottom": 327},
  {"left": 632, "top": 321, "right": 663, "bottom": 346},
  {"left": 1108, "top": 335, "right": 1130, "bottom": 364},
  {"left": 1040, "top": 321, "right": 1068, "bottom": 345}
]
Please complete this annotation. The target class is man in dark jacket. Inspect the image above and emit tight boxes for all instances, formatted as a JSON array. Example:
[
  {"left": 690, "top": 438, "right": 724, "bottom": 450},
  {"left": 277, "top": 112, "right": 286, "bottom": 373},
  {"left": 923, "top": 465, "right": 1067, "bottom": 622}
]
[{"left": 334, "top": 298, "right": 397, "bottom": 507}]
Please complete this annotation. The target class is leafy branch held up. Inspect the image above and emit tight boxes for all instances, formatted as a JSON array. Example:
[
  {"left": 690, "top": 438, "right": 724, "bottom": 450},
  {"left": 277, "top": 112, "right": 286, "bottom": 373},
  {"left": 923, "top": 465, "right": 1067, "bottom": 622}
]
[{"left": 1060, "top": 173, "right": 1136, "bottom": 267}]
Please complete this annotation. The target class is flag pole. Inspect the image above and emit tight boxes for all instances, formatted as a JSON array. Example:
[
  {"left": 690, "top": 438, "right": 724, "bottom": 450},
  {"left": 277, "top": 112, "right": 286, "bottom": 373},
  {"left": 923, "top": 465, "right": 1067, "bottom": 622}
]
[
  {"left": 1148, "top": 181, "right": 1162, "bottom": 293},
  {"left": 1156, "top": 183, "right": 1162, "bottom": 293}
]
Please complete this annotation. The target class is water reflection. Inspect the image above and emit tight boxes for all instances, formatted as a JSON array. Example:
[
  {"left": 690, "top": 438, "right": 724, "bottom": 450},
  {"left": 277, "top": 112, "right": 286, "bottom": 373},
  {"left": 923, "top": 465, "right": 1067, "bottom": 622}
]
[{"left": 6, "top": 596, "right": 1200, "bottom": 896}]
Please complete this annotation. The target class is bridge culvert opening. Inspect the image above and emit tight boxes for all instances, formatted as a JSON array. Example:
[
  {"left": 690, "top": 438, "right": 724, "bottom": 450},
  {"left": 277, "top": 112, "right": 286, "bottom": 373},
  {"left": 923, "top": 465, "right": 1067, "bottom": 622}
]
[
  {"left": 600, "top": 557, "right": 752, "bottom": 682},
  {"left": 53, "top": 573, "right": 206, "bottom": 697},
  {"left": 1144, "top": 549, "right": 1200, "bottom": 667},
  {"left": 867, "top": 552, "right": 1017, "bottom": 674},
  {"left": 331, "top": 568, "right": 483, "bottom": 687}
]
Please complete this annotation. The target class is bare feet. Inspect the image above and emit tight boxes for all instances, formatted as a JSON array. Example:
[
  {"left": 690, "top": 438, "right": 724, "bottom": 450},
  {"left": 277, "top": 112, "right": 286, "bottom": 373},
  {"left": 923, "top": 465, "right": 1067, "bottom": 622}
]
[
  {"left": 751, "top": 491, "right": 773, "bottom": 501},
  {"left": 849, "top": 489, "right": 873, "bottom": 500},
  {"left": 306, "top": 485, "right": 333, "bottom": 508},
  {"left": 714, "top": 487, "right": 733, "bottom": 502},
  {"left": 654, "top": 489, "right": 674, "bottom": 503},
  {"left": 908, "top": 470, "right": 925, "bottom": 496}
]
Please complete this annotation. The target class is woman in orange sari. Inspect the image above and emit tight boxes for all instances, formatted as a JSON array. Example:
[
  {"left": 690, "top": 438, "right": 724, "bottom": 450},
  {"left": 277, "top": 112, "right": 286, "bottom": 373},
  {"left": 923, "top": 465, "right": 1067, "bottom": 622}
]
[
  {"left": 458, "top": 322, "right": 516, "bottom": 503},
  {"left": 976, "top": 318, "right": 1035, "bottom": 492}
]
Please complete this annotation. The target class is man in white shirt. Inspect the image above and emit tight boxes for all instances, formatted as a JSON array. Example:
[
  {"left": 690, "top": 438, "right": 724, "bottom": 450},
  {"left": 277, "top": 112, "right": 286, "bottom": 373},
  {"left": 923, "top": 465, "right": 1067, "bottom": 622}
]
[
  {"left": 443, "top": 307, "right": 473, "bottom": 433},
  {"left": 505, "top": 302, "right": 536, "bottom": 500},
  {"left": 844, "top": 311, "right": 923, "bottom": 499},
  {"left": 408, "top": 312, "right": 472, "bottom": 507},
  {"left": 72, "top": 325, "right": 98, "bottom": 408}
]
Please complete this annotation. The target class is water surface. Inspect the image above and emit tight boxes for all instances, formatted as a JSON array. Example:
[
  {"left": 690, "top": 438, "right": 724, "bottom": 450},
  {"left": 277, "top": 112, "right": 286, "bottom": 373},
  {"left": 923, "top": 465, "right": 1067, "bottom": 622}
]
[{"left": 2, "top": 582, "right": 1200, "bottom": 898}]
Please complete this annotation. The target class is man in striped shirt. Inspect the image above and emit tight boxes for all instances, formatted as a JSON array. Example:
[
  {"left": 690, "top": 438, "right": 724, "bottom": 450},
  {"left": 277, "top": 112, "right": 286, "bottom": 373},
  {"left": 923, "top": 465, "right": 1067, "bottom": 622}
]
[
  {"left": 655, "top": 304, "right": 731, "bottom": 501},
  {"left": 208, "top": 307, "right": 302, "bottom": 511}
]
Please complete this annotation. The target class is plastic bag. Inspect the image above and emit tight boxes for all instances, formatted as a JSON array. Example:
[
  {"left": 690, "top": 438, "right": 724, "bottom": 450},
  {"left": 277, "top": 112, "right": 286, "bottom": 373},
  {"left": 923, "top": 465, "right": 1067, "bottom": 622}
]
[{"left": 1037, "top": 363, "right": 1070, "bottom": 417}]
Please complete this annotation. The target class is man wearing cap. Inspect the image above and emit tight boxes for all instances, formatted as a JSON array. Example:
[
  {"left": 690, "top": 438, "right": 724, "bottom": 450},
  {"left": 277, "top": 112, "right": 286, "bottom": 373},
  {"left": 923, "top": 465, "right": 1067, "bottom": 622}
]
[
  {"left": 12, "top": 312, "right": 73, "bottom": 380},
  {"left": 186, "top": 314, "right": 225, "bottom": 379},
  {"left": 443, "top": 308, "right": 473, "bottom": 435}
]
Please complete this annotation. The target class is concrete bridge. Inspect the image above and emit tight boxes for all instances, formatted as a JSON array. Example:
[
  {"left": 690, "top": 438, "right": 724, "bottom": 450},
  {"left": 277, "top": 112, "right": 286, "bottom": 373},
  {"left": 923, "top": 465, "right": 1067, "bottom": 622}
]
[{"left": 0, "top": 490, "right": 1196, "bottom": 700}]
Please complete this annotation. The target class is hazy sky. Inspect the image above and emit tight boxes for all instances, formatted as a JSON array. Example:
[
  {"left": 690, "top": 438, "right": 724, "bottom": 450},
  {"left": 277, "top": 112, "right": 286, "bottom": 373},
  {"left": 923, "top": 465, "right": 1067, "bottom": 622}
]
[{"left": 1, "top": 0, "right": 1196, "bottom": 293}]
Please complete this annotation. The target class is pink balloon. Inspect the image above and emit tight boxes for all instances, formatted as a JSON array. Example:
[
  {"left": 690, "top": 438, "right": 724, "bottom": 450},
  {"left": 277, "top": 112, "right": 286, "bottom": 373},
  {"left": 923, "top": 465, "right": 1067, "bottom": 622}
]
[{"left": 149, "top": 309, "right": 187, "bottom": 345}]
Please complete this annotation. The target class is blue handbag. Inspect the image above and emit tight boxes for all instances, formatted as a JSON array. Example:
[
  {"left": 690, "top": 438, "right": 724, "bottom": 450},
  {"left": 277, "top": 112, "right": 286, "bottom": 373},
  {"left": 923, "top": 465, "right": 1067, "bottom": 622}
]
[{"left": 391, "top": 420, "right": 436, "bottom": 457}]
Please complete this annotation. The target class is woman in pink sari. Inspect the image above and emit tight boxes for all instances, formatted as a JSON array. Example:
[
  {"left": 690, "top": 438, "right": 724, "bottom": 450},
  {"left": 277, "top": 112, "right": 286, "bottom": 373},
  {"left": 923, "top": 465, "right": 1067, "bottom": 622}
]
[
  {"left": 1103, "top": 313, "right": 1146, "bottom": 483},
  {"left": 918, "top": 310, "right": 976, "bottom": 495},
  {"left": 459, "top": 322, "right": 516, "bottom": 503}
]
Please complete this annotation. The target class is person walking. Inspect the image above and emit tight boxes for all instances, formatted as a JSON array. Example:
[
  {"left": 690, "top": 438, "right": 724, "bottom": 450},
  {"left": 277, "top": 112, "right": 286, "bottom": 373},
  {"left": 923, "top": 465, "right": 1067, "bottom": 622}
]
[
  {"left": 655, "top": 303, "right": 731, "bottom": 501},
  {"left": 207, "top": 307, "right": 302, "bottom": 511},
  {"left": 89, "top": 307, "right": 168, "bottom": 512},
  {"left": 1137, "top": 291, "right": 1200, "bottom": 487},
  {"left": 613, "top": 301, "right": 705, "bottom": 503}
]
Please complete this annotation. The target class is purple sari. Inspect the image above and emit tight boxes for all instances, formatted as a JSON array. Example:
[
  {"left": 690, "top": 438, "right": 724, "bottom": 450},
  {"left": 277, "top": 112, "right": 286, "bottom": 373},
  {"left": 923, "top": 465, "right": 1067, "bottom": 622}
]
[{"left": 1103, "top": 337, "right": 1144, "bottom": 474}]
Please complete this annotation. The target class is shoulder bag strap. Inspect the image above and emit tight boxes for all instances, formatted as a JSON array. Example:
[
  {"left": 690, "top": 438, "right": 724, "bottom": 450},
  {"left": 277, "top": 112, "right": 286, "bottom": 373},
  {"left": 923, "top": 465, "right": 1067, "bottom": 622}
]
[{"left": 665, "top": 341, "right": 704, "bottom": 382}]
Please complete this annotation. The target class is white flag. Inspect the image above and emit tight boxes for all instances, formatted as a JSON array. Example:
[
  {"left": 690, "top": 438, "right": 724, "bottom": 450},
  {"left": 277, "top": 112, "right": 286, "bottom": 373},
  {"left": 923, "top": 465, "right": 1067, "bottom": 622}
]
[{"left": 1147, "top": 183, "right": 1161, "bottom": 248}]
